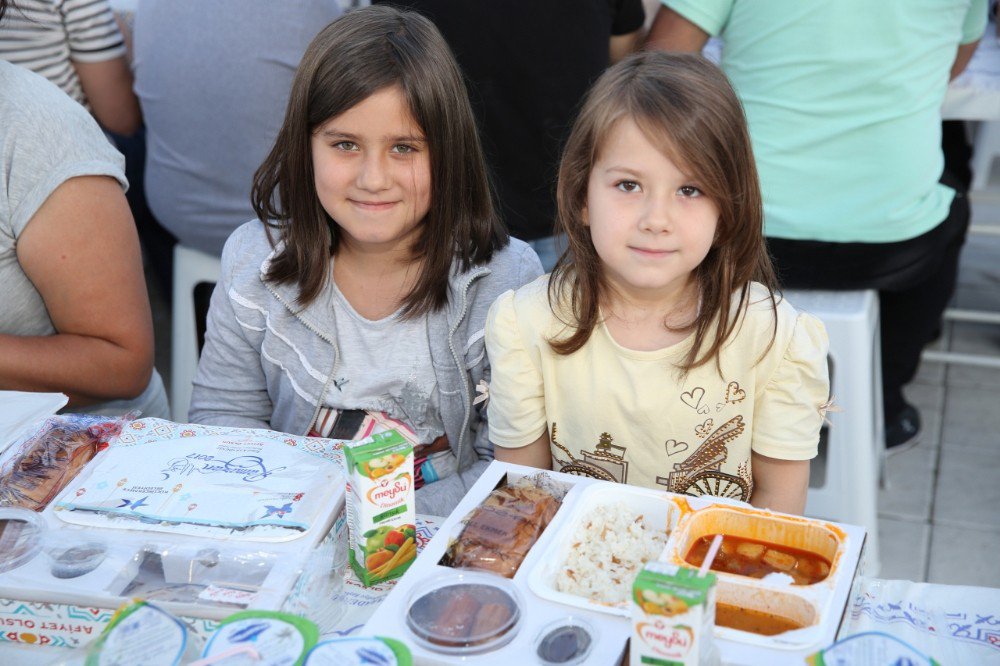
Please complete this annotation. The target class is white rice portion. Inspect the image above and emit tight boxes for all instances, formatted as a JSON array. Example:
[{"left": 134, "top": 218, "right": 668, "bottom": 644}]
[{"left": 555, "top": 501, "right": 667, "bottom": 605}]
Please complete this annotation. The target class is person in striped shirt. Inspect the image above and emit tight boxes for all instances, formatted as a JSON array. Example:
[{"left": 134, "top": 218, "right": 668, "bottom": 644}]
[{"left": 0, "top": 0, "right": 139, "bottom": 135}]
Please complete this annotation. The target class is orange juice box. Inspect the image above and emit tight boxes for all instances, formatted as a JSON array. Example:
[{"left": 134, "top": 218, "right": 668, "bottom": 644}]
[
  {"left": 631, "top": 563, "right": 719, "bottom": 666},
  {"left": 344, "top": 430, "right": 416, "bottom": 587}
]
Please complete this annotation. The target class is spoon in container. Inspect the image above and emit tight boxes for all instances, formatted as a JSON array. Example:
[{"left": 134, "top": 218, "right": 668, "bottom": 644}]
[{"left": 697, "top": 534, "right": 724, "bottom": 577}]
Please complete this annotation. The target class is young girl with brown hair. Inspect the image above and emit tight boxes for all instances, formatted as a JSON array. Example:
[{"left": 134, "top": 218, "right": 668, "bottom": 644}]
[
  {"left": 486, "top": 52, "right": 829, "bottom": 515},
  {"left": 189, "top": 6, "right": 542, "bottom": 516}
]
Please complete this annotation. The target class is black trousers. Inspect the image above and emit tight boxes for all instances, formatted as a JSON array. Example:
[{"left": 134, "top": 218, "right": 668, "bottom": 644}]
[{"left": 767, "top": 173, "right": 970, "bottom": 421}]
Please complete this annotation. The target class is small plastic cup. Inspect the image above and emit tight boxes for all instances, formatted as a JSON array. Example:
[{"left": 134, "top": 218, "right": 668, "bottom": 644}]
[
  {"left": 0, "top": 507, "right": 45, "bottom": 574},
  {"left": 535, "top": 617, "right": 596, "bottom": 665}
]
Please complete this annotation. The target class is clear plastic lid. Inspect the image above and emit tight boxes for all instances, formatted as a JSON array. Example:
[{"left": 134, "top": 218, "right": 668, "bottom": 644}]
[
  {"left": 405, "top": 571, "right": 522, "bottom": 655},
  {"left": 535, "top": 617, "right": 596, "bottom": 665},
  {"left": 47, "top": 541, "right": 108, "bottom": 579},
  {"left": 0, "top": 507, "right": 45, "bottom": 573}
]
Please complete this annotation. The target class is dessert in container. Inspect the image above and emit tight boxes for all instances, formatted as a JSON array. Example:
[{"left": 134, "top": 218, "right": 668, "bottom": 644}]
[{"left": 404, "top": 571, "right": 523, "bottom": 656}]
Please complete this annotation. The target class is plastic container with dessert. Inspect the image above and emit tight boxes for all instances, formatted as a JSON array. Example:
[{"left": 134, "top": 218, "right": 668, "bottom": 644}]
[
  {"left": 403, "top": 571, "right": 524, "bottom": 656},
  {"left": 526, "top": 482, "right": 684, "bottom": 617}
]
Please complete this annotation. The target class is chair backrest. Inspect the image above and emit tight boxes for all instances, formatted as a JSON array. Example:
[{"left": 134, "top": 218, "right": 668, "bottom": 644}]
[{"left": 171, "top": 245, "right": 222, "bottom": 422}]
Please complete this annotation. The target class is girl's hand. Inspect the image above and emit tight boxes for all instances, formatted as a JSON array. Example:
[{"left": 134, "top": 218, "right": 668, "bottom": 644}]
[
  {"left": 749, "top": 452, "right": 810, "bottom": 515},
  {"left": 494, "top": 431, "right": 553, "bottom": 470}
]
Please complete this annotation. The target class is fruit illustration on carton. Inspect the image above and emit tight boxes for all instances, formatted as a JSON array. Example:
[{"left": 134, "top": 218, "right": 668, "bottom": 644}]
[
  {"left": 344, "top": 431, "right": 416, "bottom": 586},
  {"left": 361, "top": 452, "right": 407, "bottom": 479}
]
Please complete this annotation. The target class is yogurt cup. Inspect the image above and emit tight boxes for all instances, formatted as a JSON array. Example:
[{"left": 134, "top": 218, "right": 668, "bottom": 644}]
[{"left": 304, "top": 636, "right": 412, "bottom": 665}]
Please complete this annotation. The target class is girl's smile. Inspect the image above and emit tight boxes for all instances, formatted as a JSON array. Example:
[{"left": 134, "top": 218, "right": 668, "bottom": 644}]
[{"left": 311, "top": 85, "right": 431, "bottom": 256}]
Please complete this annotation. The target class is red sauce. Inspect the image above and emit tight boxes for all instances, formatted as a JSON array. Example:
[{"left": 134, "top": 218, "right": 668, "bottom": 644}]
[{"left": 684, "top": 534, "right": 831, "bottom": 585}]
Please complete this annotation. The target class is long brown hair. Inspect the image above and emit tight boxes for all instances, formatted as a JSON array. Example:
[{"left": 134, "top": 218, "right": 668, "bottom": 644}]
[
  {"left": 549, "top": 51, "right": 776, "bottom": 371},
  {"left": 252, "top": 5, "right": 506, "bottom": 314}
]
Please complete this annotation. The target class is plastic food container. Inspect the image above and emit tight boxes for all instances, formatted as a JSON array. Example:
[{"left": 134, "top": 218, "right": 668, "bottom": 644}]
[
  {"left": 535, "top": 617, "right": 596, "bottom": 665},
  {"left": 715, "top": 580, "right": 820, "bottom": 634},
  {"left": 668, "top": 505, "right": 843, "bottom": 585},
  {"left": 527, "top": 483, "right": 683, "bottom": 617},
  {"left": 404, "top": 571, "right": 523, "bottom": 655},
  {"left": 0, "top": 507, "right": 45, "bottom": 573},
  {"left": 47, "top": 541, "right": 108, "bottom": 579},
  {"left": 663, "top": 504, "right": 850, "bottom": 651}
]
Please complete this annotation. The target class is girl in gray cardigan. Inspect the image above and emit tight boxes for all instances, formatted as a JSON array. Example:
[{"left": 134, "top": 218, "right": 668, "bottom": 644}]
[{"left": 188, "top": 7, "right": 541, "bottom": 516}]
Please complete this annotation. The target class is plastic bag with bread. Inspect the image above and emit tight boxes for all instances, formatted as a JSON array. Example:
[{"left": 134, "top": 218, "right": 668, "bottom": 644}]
[{"left": 0, "top": 413, "right": 132, "bottom": 511}]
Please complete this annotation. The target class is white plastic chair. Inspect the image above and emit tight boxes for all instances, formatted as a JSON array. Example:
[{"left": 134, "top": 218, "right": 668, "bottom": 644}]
[
  {"left": 971, "top": 120, "right": 1000, "bottom": 193},
  {"left": 784, "top": 289, "right": 882, "bottom": 573},
  {"left": 171, "top": 244, "right": 222, "bottom": 423}
]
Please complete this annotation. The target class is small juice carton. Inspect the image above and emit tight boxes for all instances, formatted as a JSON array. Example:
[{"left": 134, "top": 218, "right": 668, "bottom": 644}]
[
  {"left": 344, "top": 430, "right": 416, "bottom": 586},
  {"left": 631, "top": 562, "right": 719, "bottom": 666}
]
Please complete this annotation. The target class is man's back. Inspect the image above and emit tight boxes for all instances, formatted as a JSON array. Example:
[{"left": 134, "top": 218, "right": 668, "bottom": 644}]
[
  {"left": 375, "top": 0, "right": 645, "bottom": 241},
  {"left": 133, "top": 0, "right": 341, "bottom": 255},
  {"left": 660, "top": 0, "right": 986, "bottom": 243}
]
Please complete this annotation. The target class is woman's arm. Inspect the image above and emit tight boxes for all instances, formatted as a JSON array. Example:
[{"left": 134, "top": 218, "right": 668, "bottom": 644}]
[
  {"left": 495, "top": 431, "right": 553, "bottom": 470},
  {"left": 3, "top": 175, "right": 154, "bottom": 406},
  {"left": 750, "top": 452, "right": 809, "bottom": 515}
]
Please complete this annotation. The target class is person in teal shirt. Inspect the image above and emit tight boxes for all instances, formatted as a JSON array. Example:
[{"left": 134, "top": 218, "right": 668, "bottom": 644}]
[{"left": 648, "top": 0, "right": 987, "bottom": 453}]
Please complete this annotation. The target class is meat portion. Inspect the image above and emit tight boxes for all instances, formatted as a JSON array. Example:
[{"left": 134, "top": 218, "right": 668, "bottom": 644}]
[{"left": 446, "top": 479, "right": 563, "bottom": 577}]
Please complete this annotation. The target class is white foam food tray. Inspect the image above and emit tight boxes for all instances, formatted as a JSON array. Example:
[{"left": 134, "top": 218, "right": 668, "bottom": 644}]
[{"left": 364, "top": 461, "right": 866, "bottom": 665}]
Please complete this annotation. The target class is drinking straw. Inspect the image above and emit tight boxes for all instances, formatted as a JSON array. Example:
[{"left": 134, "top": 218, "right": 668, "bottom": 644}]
[{"left": 698, "top": 534, "right": 724, "bottom": 577}]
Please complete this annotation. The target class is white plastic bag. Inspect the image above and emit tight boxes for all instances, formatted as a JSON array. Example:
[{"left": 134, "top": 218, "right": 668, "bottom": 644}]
[{"left": 840, "top": 577, "right": 1000, "bottom": 664}]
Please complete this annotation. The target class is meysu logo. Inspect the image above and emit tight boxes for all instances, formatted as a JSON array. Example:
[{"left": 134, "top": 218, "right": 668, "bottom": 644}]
[
  {"left": 367, "top": 473, "right": 412, "bottom": 507},
  {"left": 636, "top": 619, "right": 694, "bottom": 657}
]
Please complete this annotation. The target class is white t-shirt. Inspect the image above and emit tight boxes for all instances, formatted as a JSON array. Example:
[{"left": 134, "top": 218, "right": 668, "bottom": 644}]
[
  {"left": 485, "top": 276, "right": 829, "bottom": 502},
  {"left": 0, "top": 62, "right": 125, "bottom": 338},
  {"left": 318, "top": 281, "right": 445, "bottom": 446}
]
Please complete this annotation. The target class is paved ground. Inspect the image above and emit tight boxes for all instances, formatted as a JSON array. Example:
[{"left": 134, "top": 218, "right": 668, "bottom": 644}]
[{"left": 875, "top": 184, "right": 1000, "bottom": 587}]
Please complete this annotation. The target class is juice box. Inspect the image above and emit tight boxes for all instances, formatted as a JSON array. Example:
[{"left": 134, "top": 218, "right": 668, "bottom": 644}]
[
  {"left": 631, "top": 562, "right": 718, "bottom": 666},
  {"left": 344, "top": 430, "right": 416, "bottom": 587}
]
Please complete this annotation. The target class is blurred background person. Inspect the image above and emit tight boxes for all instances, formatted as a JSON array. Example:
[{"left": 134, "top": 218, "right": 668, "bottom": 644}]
[
  {"left": 374, "top": 0, "right": 645, "bottom": 270},
  {"left": 0, "top": 0, "right": 167, "bottom": 418},
  {"left": 0, "top": 0, "right": 140, "bottom": 136},
  {"left": 648, "top": 0, "right": 987, "bottom": 453},
  {"left": 131, "top": 0, "right": 342, "bottom": 293}
]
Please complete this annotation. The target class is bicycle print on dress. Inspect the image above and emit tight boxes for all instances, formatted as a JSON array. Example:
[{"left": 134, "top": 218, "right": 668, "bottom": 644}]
[{"left": 545, "top": 378, "right": 755, "bottom": 502}]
